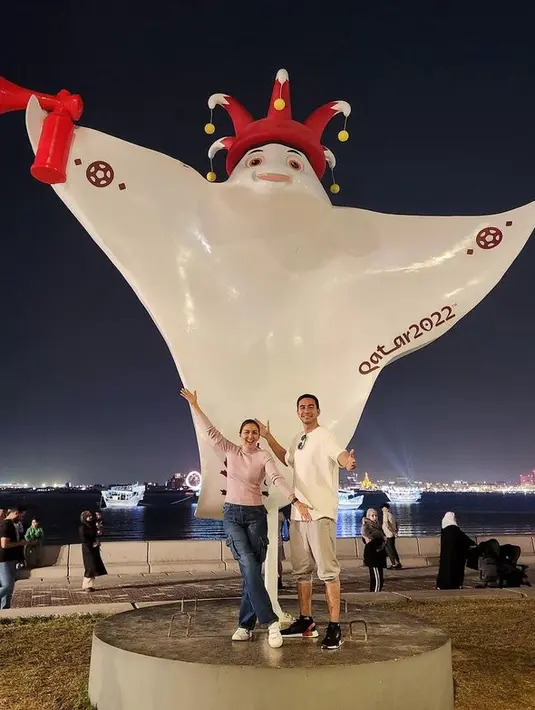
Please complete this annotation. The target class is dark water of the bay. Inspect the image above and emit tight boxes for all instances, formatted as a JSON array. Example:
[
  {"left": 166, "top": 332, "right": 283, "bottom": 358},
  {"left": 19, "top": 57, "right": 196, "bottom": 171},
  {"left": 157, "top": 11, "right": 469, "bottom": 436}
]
[{"left": 1, "top": 490, "right": 534, "bottom": 544}]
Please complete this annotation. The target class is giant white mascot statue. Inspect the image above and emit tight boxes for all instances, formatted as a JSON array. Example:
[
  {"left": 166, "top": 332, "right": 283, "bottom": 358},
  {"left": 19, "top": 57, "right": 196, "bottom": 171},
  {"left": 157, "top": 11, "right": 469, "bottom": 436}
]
[{"left": 1, "top": 70, "right": 533, "bottom": 616}]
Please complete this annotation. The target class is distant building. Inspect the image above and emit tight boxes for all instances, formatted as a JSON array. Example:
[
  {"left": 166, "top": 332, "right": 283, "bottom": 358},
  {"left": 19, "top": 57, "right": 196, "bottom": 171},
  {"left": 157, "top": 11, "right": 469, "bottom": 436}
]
[
  {"left": 167, "top": 473, "right": 186, "bottom": 490},
  {"left": 344, "top": 472, "right": 358, "bottom": 487},
  {"left": 360, "top": 472, "right": 375, "bottom": 490},
  {"left": 520, "top": 471, "right": 535, "bottom": 486}
]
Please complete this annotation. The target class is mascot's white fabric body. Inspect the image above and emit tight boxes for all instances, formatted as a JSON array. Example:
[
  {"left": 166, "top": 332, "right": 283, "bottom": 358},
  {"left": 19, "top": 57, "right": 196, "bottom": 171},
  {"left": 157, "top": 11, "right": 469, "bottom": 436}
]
[
  {"left": 19, "top": 69, "right": 534, "bottom": 617},
  {"left": 25, "top": 74, "right": 534, "bottom": 518}
]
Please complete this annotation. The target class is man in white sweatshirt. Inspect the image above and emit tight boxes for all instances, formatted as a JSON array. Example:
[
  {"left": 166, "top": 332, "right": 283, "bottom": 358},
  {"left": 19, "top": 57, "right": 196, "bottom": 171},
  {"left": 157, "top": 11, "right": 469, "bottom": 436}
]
[{"left": 258, "top": 393, "right": 356, "bottom": 650}]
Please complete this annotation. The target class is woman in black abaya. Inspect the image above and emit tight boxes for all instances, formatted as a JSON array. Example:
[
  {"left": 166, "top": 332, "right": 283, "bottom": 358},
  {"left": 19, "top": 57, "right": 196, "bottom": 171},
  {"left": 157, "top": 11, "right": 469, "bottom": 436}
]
[
  {"left": 79, "top": 510, "right": 107, "bottom": 591},
  {"left": 436, "top": 512, "right": 475, "bottom": 590}
]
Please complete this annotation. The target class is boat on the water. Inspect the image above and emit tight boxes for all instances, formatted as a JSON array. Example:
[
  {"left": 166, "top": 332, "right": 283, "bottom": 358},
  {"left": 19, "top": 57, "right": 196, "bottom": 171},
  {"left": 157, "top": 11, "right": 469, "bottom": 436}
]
[
  {"left": 383, "top": 486, "right": 422, "bottom": 505},
  {"left": 101, "top": 484, "right": 146, "bottom": 508},
  {"left": 338, "top": 489, "right": 364, "bottom": 509}
]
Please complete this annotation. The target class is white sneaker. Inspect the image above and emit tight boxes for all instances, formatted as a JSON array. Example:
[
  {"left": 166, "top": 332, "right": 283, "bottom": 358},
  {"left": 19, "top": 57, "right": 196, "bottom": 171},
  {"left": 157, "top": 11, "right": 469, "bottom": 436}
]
[
  {"left": 232, "top": 627, "right": 252, "bottom": 642},
  {"left": 268, "top": 621, "right": 283, "bottom": 648}
]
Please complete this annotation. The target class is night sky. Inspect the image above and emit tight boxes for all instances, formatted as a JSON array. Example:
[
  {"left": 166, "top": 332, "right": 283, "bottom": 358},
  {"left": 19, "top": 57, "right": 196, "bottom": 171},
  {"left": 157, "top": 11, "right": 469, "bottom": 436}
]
[{"left": 2, "top": 4, "right": 535, "bottom": 485}]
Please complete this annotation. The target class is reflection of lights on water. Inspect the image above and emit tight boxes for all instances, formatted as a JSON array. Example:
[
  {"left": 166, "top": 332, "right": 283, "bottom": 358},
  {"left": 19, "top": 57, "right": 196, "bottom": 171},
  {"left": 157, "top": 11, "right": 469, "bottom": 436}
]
[
  {"left": 336, "top": 509, "right": 364, "bottom": 538},
  {"left": 103, "top": 506, "right": 146, "bottom": 513},
  {"left": 100, "top": 505, "right": 146, "bottom": 539}
]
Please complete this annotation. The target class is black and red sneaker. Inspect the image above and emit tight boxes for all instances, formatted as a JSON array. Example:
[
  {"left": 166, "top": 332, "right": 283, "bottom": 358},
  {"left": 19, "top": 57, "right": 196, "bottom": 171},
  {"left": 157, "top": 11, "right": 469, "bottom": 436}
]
[
  {"left": 281, "top": 615, "right": 319, "bottom": 638},
  {"left": 321, "top": 622, "right": 343, "bottom": 650}
]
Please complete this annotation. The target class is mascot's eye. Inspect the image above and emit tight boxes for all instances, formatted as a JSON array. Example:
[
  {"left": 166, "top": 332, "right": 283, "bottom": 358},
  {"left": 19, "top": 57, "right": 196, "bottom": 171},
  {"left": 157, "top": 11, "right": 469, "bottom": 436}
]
[
  {"left": 287, "top": 157, "right": 303, "bottom": 171},
  {"left": 247, "top": 156, "right": 264, "bottom": 168}
]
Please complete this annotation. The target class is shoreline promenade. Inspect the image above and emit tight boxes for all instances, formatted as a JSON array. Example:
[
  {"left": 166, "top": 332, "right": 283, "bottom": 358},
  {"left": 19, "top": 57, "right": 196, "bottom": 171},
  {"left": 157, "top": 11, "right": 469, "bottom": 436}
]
[
  {"left": 2, "top": 534, "right": 533, "bottom": 616},
  {"left": 4, "top": 564, "right": 534, "bottom": 618}
]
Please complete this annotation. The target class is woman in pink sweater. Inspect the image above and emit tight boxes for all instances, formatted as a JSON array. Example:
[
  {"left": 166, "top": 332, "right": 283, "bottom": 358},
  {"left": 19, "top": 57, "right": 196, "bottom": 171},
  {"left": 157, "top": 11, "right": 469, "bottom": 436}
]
[{"left": 181, "top": 388, "right": 310, "bottom": 648}]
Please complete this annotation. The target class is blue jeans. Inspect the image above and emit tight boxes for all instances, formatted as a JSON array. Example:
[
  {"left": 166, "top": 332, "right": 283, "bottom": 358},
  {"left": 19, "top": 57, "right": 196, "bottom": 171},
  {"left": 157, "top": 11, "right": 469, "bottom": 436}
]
[
  {"left": 0, "top": 560, "right": 17, "bottom": 610},
  {"left": 223, "top": 503, "right": 277, "bottom": 629}
]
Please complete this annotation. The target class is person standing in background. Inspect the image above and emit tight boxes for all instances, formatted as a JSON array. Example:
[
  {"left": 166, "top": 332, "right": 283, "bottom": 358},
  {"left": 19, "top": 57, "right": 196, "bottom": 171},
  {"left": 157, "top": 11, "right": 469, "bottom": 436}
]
[
  {"left": 79, "top": 511, "right": 107, "bottom": 592},
  {"left": 24, "top": 518, "right": 45, "bottom": 568},
  {"left": 0, "top": 508, "right": 38, "bottom": 609},
  {"left": 14, "top": 507, "right": 26, "bottom": 570},
  {"left": 381, "top": 503, "right": 402, "bottom": 570},
  {"left": 361, "top": 508, "right": 387, "bottom": 592},
  {"left": 436, "top": 512, "right": 475, "bottom": 590}
]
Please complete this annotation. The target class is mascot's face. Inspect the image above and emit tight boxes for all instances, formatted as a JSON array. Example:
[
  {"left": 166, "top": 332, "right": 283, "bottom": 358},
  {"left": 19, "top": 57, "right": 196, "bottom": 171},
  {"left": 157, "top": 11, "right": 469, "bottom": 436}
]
[{"left": 226, "top": 143, "right": 329, "bottom": 202}]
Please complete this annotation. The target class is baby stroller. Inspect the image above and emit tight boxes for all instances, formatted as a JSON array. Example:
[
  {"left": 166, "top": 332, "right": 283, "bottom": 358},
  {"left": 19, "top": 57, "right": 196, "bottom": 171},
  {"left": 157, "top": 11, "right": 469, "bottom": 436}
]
[{"left": 467, "top": 539, "right": 531, "bottom": 588}]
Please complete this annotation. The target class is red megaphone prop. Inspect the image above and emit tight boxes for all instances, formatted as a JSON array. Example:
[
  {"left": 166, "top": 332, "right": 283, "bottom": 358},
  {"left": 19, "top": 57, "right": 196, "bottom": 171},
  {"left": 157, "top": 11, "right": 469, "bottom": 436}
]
[{"left": 0, "top": 77, "right": 84, "bottom": 184}]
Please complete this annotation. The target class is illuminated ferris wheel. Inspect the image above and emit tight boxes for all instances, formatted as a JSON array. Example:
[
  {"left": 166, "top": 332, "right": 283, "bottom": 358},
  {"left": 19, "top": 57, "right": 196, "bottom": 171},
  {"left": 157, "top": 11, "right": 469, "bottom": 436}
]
[{"left": 185, "top": 471, "right": 202, "bottom": 492}]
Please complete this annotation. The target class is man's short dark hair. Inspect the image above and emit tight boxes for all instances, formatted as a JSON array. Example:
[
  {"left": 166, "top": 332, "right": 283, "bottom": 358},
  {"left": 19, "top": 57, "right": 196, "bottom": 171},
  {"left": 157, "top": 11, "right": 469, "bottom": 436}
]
[
  {"left": 381, "top": 502, "right": 390, "bottom": 509},
  {"left": 296, "top": 394, "right": 320, "bottom": 409}
]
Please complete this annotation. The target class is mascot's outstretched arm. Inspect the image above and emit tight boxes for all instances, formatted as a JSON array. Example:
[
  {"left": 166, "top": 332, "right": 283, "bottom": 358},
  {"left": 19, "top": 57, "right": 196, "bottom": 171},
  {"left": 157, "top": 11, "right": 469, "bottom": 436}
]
[
  {"left": 334, "top": 203, "right": 535, "bottom": 377},
  {"left": 26, "top": 95, "right": 207, "bottom": 319},
  {"left": 15, "top": 85, "right": 226, "bottom": 522}
]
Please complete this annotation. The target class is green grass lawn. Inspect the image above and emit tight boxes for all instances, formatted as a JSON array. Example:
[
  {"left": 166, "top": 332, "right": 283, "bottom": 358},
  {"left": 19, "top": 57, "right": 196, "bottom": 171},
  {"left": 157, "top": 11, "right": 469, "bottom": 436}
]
[{"left": 1, "top": 599, "right": 534, "bottom": 710}]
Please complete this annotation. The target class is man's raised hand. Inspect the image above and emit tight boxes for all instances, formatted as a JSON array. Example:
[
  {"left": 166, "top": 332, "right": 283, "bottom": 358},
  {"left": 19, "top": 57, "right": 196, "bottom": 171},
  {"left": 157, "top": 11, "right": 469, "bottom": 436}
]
[{"left": 255, "top": 419, "right": 270, "bottom": 439}]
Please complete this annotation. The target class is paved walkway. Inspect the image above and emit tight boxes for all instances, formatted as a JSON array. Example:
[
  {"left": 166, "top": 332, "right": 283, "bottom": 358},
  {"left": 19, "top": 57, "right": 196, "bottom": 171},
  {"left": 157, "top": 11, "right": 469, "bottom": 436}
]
[{"left": 9, "top": 565, "right": 534, "bottom": 610}]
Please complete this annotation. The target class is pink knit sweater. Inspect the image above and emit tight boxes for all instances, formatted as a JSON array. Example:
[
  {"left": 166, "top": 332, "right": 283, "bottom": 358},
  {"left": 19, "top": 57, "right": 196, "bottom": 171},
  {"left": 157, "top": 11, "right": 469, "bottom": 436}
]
[{"left": 198, "top": 412, "right": 293, "bottom": 506}]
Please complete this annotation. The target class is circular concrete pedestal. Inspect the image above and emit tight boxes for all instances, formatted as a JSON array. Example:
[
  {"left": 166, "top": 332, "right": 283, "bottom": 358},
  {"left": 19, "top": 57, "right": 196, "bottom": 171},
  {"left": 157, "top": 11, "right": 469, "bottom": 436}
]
[{"left": 88, "top": 599, "right": 453, "bottom": 710}]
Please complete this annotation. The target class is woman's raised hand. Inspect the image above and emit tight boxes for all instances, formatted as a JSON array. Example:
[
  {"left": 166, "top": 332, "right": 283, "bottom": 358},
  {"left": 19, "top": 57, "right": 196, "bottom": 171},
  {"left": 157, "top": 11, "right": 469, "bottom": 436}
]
[{"left": 180, "top": 388, "right": 199, "bottom": 408}]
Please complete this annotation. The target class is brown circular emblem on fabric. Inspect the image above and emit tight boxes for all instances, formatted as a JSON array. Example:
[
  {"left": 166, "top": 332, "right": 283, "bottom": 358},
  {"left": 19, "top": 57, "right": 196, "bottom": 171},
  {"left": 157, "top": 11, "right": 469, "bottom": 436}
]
[
  {"left": 86, "top": 161, "right": 115, "bottom": 187},
  {"left": 476, "top": 227, "right": 503, "bottom": 250}
]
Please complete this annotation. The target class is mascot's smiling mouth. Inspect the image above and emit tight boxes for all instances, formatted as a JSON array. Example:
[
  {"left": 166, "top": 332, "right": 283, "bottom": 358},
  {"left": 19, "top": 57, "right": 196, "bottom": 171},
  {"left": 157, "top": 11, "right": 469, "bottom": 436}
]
[{"left": 255, "top": 172, "right": 292, "bottom": 183}]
